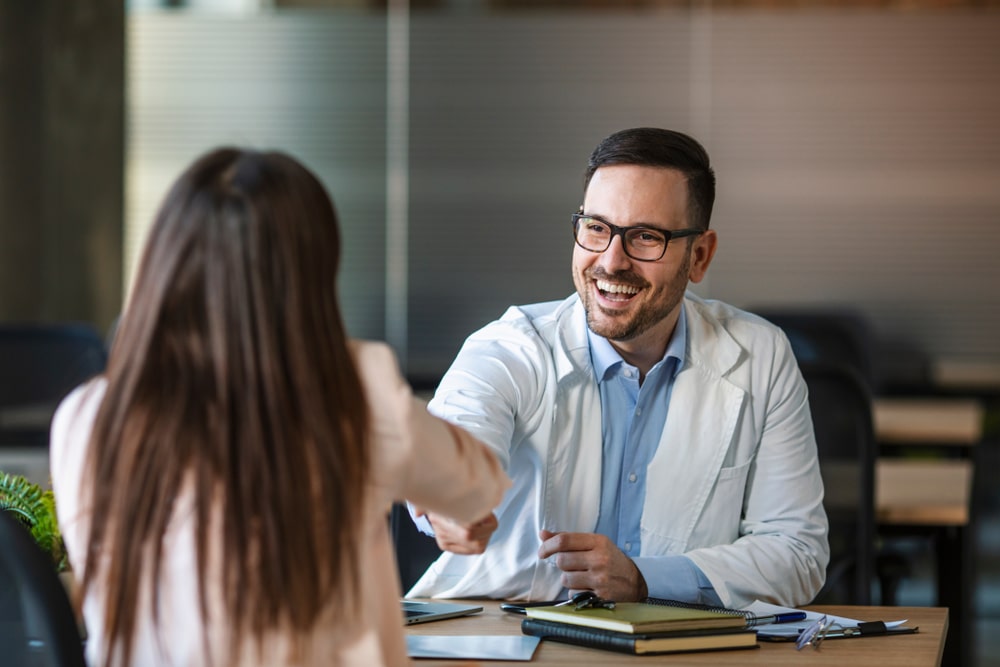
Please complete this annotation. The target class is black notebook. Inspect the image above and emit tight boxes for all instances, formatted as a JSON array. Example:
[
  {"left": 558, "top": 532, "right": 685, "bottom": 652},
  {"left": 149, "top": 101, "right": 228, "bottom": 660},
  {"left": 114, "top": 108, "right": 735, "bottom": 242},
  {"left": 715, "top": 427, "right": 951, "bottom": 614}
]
[{"left": 521, "top": 617, "right": 758, "bottom": 656}]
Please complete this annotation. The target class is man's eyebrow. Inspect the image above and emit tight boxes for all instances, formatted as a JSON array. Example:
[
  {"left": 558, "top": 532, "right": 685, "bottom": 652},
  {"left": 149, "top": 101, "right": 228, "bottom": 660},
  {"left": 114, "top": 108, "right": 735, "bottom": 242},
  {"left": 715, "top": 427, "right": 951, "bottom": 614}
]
[{"left": 580, "top": 212, "right": 672, "bottom": 231}]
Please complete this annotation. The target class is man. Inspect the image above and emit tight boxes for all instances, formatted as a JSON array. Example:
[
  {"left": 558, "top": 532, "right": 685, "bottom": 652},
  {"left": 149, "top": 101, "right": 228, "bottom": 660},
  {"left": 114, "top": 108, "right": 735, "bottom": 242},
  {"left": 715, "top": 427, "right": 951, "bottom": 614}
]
[{"left": 407, "top": 127, "right": 829, "bottom": 609}]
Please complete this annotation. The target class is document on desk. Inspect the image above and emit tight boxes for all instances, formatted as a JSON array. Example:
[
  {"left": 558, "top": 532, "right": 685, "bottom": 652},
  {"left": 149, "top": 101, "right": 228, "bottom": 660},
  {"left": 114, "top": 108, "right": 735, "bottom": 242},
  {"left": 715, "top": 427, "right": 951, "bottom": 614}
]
[
  {"left": 407, "top": 635, "right": 542, "bottom": 661},
  {"left": 743, "top": 600, "right": 910, "bottom": 639}
]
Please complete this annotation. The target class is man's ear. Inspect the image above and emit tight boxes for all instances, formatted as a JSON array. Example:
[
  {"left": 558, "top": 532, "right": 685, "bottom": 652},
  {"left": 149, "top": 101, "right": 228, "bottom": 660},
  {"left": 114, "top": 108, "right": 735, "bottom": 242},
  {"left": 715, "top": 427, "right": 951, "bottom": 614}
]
[{"left": 688, "top": 230, "right": 718, "bottom": 284}]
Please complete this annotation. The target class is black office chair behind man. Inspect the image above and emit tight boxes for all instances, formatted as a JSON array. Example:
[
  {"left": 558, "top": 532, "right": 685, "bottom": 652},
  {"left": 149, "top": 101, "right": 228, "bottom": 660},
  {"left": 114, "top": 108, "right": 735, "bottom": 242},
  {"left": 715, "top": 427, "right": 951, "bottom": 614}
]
[
  {"left": 0, "top": 510, "right": 86, "bottom": 667},
  {"left": 755, "top": 308, "right": 878, "bottom": 391},
  {"left": 759, "top": 308, "right": 918, "bottom": 605},
  {"left": 800, "top": 362, "right": 876, "bottom": 605},
  {"left": 389, "top": 502, "right": 443, "bottom": 593},
  {"left": 0, "top": 323, "right": 107, "bottom": 447}
]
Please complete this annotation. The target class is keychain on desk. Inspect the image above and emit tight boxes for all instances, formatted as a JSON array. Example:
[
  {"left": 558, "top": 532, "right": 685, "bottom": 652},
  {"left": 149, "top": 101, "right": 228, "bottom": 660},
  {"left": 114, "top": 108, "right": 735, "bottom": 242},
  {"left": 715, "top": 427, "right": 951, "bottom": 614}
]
[{"left": 500, "top": 591, "right": 614, "bottom": 615}]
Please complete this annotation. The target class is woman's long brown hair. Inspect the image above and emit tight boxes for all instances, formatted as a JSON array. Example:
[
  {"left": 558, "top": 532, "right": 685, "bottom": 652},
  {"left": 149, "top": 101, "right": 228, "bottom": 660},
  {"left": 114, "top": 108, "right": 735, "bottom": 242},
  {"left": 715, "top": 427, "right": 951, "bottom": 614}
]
[{"left": 79, "top": 148, "right": 369, "bottom": 666}]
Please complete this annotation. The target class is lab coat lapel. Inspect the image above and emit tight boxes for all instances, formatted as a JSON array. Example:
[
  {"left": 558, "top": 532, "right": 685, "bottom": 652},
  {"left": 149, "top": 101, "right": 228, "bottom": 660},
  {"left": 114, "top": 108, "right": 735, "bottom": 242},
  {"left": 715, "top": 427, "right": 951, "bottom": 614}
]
[
  {"left": 547, "top": 298, "right": 603, "bottom": 534},
  {"left": 642, "top": 296, "right": 747, "bottom": 553}
]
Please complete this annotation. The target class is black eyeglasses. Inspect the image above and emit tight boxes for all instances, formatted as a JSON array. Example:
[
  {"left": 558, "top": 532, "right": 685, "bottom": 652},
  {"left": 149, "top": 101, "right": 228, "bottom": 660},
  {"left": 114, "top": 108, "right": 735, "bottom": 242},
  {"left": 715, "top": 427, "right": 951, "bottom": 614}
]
[{"left": 572, "top": 213, "right": 703, "bottom": 262}]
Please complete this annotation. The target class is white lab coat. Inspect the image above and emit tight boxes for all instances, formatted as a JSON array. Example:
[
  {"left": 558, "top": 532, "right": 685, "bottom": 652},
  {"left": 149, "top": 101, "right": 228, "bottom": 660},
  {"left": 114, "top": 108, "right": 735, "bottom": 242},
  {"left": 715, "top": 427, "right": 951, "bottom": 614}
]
[{"left": 408, "top": 292, "right": 828, "bottom": 609}]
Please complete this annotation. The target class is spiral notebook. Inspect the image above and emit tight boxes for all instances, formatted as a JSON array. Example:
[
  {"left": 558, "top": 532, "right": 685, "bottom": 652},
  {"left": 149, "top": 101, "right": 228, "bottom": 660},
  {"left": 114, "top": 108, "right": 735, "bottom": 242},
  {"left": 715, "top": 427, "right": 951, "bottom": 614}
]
[
  {"left": 641, "top": 597, "right": 791, "bottom": 627},
  {"left": 523, "top": 599, "right": 748, "bottom": 634}
]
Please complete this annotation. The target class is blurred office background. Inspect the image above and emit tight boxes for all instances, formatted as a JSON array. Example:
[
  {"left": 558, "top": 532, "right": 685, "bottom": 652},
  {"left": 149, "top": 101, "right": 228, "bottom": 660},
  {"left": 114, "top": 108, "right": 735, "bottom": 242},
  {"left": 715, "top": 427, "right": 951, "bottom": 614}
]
[
  {"left": 4, "top": 0, "right": 999, "bottom": 379},
  {"left": 1, "top": 1, "right": 998, "bottom": 665}
]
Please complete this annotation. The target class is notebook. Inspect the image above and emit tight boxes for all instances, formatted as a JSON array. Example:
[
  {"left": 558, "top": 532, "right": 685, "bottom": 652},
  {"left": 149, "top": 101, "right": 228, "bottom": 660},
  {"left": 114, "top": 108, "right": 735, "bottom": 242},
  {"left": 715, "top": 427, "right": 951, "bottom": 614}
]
[
  {"left": 401, "top": 599, "right": 484, "bottom": 625},
  {"left": 523, "top": 600, "right": 746, "bottom": 634},
  {"left": 521, "top": 617, "right": 758, "bottom": 656}
]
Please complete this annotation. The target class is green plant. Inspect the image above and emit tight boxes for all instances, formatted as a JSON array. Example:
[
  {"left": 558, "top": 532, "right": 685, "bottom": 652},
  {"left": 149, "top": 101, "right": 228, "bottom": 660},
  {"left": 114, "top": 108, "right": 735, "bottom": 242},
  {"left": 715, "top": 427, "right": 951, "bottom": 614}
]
[{"left": 0, "top": 471, "right": 68, "bottom": 572}]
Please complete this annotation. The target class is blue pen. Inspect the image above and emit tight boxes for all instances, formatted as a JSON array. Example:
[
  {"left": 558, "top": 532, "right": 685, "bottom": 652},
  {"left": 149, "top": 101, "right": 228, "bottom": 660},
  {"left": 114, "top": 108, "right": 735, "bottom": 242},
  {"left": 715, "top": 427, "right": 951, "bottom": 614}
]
[{"left": 746, "top": 611, "right": 808, "bottom": 627}]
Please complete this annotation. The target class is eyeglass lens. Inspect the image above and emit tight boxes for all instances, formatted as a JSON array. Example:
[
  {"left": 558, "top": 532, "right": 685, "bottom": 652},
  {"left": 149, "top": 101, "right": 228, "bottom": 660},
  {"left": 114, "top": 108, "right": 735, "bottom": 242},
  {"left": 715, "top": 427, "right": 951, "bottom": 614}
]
[
  {"left": 795, "top": 615, "right": 835, "bottom": 651},
  {"left": 573, "top": 216, "right": 667, "bottom": 261}
]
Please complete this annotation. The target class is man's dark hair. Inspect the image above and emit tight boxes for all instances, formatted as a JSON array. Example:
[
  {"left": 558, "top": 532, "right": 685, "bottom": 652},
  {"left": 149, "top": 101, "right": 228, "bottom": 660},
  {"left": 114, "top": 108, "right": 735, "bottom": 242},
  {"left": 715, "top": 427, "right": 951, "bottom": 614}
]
[{"left": 584, "top": 127, "right": 716, "bottom": 230}]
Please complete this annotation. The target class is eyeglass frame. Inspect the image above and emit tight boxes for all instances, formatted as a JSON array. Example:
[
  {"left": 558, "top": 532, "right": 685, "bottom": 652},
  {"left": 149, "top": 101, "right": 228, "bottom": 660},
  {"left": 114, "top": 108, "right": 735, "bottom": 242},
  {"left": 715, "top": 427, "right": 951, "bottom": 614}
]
[
  {"left": 571, "top": 212, "right": 704, "bottom": 262},
  {"left": 795, "top": 615, "right": 859, "bottom": 651}
]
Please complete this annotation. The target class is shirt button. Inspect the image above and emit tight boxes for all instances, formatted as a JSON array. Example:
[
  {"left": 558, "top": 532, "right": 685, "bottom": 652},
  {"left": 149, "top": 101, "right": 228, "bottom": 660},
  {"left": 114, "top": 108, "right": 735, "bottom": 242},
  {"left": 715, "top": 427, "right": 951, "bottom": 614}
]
[
  {"left": 625, "top": 542, "right": 632, "bottom": 551},
  {"left": 628, "top": 473, "right": 637, "bottom": 483},
  {"left": 635, "top": 407, "right": 642, "bottom": 416}
]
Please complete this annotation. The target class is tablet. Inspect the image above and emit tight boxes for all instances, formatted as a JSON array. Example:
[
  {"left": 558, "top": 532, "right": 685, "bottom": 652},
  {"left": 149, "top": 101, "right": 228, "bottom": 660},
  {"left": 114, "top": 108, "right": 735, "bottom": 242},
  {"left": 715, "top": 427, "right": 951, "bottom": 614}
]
[{"left": 407, "top": 635, "right": 541, "bottom": 660}]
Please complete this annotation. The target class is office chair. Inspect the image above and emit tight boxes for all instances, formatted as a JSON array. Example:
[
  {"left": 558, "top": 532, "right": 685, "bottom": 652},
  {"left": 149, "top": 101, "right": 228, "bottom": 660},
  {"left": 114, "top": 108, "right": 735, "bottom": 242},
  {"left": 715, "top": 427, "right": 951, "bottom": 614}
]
[
  {"left": 754, "top": 308, "right": 878, "bottom": 391},
  {"left": 389, "top": 502, "right": 443, "bottom": 593},
  {"left": 0, "top": 510, "right": 86, "bottom": 667},
  {"left": 800, "top": 362, "right": 876, "bottom": 605},
  {"left": 0, "top": 323, "right": 107, "bottom": 447},
  {"left": 756, "top": 309, "right": 914, "bottom": 605}
]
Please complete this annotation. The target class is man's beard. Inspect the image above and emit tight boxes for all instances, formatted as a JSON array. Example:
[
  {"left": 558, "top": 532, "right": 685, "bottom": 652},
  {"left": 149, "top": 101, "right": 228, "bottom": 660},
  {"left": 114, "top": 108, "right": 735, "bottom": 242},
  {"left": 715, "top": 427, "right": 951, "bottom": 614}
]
[{"left": 582, "top": 250, "right": 692, "bottom": 342}]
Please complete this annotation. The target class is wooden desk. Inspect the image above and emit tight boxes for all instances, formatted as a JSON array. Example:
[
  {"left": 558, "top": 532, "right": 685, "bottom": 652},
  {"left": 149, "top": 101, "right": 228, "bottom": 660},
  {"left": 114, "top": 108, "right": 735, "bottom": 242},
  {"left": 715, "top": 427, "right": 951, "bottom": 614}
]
[{"left": 407, "top": 601, "right": 948, "bottom": 666}]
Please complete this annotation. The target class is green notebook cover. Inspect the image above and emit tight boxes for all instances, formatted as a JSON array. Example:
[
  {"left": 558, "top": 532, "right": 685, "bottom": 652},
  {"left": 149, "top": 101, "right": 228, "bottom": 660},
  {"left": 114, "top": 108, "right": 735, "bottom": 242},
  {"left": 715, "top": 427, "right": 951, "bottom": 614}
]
[{"left": 523, "top": 601, "right": 747, "bottom": 634}]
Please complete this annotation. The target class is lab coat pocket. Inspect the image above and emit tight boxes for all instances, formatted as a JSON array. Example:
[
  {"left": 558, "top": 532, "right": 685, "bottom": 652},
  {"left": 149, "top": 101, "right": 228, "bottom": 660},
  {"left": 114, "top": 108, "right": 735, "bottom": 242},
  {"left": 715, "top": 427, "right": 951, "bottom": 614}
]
[
  {"left": 639, "top": 527, "right": 685, "bottom": 556},
  {"left": 688, "top": 459, "right": 753, "bottom": 547}
]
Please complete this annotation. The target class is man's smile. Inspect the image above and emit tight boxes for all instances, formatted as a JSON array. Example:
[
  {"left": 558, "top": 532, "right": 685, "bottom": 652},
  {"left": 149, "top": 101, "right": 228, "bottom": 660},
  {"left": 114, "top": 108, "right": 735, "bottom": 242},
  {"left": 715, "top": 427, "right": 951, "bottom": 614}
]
[{"left": 592, "top": 277, "right": 645, "bottom": 305}]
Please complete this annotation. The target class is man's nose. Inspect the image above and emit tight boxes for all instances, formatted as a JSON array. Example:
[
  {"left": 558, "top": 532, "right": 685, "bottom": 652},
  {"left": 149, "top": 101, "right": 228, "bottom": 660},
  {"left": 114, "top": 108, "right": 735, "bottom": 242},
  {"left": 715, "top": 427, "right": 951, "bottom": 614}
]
[{"left": 597, "top": 233, "right": 633, "bottom": 271}]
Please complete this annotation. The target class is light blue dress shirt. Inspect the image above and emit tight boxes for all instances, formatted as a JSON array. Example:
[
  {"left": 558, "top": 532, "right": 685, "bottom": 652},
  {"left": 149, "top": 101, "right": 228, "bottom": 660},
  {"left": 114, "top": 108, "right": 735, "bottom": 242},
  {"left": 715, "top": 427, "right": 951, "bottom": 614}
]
[{"left": 587, "top": 305, "right": 723, "bottom": 606}]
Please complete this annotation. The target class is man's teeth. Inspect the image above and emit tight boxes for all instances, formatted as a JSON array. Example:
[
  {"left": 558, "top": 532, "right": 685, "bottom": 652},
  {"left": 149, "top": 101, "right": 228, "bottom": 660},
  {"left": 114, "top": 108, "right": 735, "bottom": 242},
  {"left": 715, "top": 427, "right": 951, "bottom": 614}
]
[{"left": 596, "top": 280, "right": 640, "bottom": 295}]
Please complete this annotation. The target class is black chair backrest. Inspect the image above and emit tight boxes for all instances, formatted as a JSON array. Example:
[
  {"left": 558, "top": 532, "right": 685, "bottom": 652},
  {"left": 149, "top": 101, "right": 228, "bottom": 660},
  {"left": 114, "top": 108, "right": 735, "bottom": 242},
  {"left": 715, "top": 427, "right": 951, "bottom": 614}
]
[
  {"left": 0, "top": 511, "right": 86, "bottom": 667},
  {"left": 755, "top": 309, "right": 877, "bottom": 391},
  {"left": 0, "top": 324, "right": 107, "bottom": 446},
  {"left": 800, "top": 362, "right": 876, "bottom": 605},
  {"left": 388, "top": 502, "right": 443, "bottom": 593}
]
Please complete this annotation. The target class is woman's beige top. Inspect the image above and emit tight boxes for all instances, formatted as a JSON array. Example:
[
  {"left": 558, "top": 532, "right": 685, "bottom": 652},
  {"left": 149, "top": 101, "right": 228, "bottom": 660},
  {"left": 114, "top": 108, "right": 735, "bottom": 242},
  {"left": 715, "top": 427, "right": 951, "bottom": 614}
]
[{"left": 50, "top": 340, "right": 510, "bottom": 667}]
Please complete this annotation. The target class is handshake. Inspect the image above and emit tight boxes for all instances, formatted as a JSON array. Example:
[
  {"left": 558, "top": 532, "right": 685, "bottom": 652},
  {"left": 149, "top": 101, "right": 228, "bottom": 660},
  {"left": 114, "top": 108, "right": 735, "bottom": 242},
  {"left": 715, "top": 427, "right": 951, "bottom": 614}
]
[
  {"left": 413, "top": 508, "right": 499, "bottom": 554},
  {"left": 410, "top": 508, "right": 649, "bottom": 602}
]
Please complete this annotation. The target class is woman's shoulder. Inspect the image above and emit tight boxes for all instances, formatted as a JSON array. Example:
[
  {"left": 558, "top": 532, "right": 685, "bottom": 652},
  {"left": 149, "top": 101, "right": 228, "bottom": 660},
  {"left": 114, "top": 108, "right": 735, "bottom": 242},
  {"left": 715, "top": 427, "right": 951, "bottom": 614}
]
[
  {"left": 49, "top": 377, "right": 107, "bottom": 520},
  {"left": 51, "top": 377, "right": 107, "bottom": 444}
]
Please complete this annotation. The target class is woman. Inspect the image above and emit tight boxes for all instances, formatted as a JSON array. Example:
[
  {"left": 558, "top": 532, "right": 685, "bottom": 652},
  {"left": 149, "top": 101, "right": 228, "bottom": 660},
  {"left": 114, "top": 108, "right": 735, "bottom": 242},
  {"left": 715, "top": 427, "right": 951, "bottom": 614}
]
[{"left": 50, "top": 147, "right": 509, "bottom": 667}]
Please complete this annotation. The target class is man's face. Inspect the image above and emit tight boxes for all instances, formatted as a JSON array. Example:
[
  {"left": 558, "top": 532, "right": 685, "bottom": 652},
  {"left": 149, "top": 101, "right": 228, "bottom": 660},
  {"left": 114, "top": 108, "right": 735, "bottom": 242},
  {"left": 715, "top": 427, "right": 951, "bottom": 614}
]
[{"left": 572, "top": 164, "right": 716, "bottom": 349}]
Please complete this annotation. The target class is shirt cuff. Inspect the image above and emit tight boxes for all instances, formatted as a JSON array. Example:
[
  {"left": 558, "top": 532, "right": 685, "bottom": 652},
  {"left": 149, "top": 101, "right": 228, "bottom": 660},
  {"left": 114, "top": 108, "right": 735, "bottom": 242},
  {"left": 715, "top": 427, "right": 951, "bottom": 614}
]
[
  {"left": 406, "top": 501, "right": 436, "bottom": 537},
  {"left": 632, "top": 555, "right": 724, "bottom": 606}
]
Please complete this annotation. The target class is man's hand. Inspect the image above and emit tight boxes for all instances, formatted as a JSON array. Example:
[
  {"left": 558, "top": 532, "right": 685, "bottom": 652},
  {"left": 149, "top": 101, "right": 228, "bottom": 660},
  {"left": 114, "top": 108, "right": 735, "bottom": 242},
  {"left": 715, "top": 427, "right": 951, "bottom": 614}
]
[
  {"left": 416, "top": 509, "right": 499, "bottom": 554},
  {"left": 538, "top": 529, "right": 648, "bottom": 601}
]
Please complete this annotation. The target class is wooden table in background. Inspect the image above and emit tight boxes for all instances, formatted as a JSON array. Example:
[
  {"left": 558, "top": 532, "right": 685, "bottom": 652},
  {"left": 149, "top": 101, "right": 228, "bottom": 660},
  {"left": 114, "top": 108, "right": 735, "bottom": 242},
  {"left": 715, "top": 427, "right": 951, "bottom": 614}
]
[
  {"left": 872, "top": 396, "right": 982, "bottom": 667},
  {"left": 931, "top": 360, "right": 1000, "bottom": 394},
  {"left": 876, "top": 458, "right": 973, "bottom": 526},
  {"left": 406, "top": 601, "right": 948, "bottom": 667},
  {"left": 873, "top": 397, "right": 984, "bottom": 446}
]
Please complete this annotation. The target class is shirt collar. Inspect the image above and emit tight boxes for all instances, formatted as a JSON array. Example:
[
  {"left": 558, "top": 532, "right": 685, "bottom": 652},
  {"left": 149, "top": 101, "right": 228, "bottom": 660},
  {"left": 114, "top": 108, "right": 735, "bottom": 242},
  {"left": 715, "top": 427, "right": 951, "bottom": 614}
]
[{"left": 587, "top": 304, "right": 688, "bottom": 384}]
